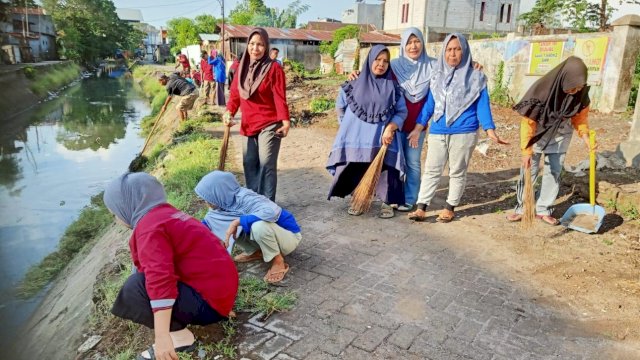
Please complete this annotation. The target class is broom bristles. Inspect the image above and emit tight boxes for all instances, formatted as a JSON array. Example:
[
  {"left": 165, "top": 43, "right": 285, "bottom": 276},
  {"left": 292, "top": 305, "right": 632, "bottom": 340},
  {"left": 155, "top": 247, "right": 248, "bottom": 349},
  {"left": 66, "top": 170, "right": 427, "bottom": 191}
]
[
  {"left": 218, "top": 126, "right": 230, "bottom": 171},
  {"left": 521, "top": 166, "right": 536, "bottom": 229},
  {"left": 350, "top": 144, "right": 388, "bottom": 213}
]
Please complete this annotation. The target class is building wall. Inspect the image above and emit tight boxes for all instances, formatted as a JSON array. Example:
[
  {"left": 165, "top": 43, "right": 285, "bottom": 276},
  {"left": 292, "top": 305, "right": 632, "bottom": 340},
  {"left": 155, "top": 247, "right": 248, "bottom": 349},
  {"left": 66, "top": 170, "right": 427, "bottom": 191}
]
[
  {"left": 342, "top": 3, "right": 384, "bottom": 29},
  {"left": 384, "top": 0, "right": 427, "bottom": 33},
  {"left": 377, "top": 24, "right": 640, "bottom": 113},
  {"left": 229, "top": 39, "right": 322, "bottom": 70}
]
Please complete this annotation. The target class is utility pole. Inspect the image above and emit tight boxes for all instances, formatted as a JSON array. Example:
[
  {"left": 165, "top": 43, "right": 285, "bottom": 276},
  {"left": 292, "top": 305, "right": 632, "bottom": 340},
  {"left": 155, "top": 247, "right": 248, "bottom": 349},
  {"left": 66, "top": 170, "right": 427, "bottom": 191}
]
[{"left": 217, "top": 0, "right": 225, "bottom": 58}]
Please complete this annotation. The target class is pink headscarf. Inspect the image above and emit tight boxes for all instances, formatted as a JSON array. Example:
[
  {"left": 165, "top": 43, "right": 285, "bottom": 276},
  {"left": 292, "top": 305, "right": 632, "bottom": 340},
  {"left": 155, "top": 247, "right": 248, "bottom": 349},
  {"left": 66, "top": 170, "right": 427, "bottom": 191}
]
[{"left": 210, "top": 49, "right": 218, "bottom": 58}]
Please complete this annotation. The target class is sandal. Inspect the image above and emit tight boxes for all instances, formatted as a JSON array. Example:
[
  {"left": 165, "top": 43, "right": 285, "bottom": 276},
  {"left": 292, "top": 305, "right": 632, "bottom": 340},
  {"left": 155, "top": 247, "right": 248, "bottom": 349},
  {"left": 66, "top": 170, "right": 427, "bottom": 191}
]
[
  {"left": 408, "top": 210, "right": 427, "bottom": 222},
  {"left": 348, "top": 207, "right": 363, "bottom": 216},
  {"left": 138, "top": 343, "right": 197, "bottom": 360},
  {"left": 536, "top": 214, "right": 560, "bottom": 226},
  {"left": 379, "top": 203, "right": 395, "bottom": 219},
  {"left": 234, "top": 251, "right": 263, "bottom": 263},
  {"left": 264, "top": 263, "right": 290, "bottom": 284},
  {"left": 506, "top": 213, "right": 522, "bottom": 222},
  {"left": 397, "top": 204, "right": 414, "bottom": 212},
  {"left": 436, "top": 209, "right": 455, "bottom": 223}
]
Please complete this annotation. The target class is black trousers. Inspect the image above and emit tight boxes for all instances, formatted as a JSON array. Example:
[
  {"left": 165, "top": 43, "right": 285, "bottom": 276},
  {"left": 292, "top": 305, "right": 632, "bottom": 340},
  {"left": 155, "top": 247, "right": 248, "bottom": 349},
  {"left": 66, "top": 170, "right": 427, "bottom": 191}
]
[{"left": 111, "top": 273, "right": 225, "bottom": 331}]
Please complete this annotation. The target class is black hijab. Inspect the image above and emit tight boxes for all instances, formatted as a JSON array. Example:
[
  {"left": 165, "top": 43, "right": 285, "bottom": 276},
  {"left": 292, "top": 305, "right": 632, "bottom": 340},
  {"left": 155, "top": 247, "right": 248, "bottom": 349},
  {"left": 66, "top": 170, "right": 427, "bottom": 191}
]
[{"left": 513, "top": 56, "right": 590, "bottom": 149}]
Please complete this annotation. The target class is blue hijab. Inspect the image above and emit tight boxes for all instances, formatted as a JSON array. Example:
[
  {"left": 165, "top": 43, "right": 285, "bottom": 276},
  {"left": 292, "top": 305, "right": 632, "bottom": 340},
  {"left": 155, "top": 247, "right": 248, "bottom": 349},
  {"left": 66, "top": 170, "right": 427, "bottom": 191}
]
[
  {"left": 103, "top": 172, "right": 167, "bottom": 228},
  {"left": 194, "top": 171, "right": 281, "bottom": 240},
  {"left": 341, "top": 44, "right": 397, "bottom": 124}
]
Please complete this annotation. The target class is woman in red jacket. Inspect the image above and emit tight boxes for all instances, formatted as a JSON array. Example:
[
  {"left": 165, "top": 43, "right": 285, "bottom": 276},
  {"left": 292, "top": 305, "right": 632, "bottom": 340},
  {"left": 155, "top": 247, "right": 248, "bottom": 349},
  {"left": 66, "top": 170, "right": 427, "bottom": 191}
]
[
  {"left": 103, "top": 172, "right": 238, "bottom": 360},
  {"left": 224, "top": 27, "right": 290, "bottom": 201}
]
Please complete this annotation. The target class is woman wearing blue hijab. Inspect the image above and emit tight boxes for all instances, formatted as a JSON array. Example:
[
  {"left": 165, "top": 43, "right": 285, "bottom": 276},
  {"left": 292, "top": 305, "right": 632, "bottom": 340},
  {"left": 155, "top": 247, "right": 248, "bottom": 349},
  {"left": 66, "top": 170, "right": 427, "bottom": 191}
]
[
  {"left": 408, "top": 34, "right": 508, "bottom": 223},
  {"left": 327, "top": 45, "right": 408, "bottom": 218},
  {"left": 195, "top": 171, "right": 301, "bottom": 284}
]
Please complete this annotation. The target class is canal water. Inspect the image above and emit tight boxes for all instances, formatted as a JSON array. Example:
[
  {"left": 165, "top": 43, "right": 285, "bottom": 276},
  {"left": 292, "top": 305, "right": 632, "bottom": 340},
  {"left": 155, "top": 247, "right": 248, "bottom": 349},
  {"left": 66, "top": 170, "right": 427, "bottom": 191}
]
[{"left": 0, "top": 76, "right": 150, "bottom": 350}]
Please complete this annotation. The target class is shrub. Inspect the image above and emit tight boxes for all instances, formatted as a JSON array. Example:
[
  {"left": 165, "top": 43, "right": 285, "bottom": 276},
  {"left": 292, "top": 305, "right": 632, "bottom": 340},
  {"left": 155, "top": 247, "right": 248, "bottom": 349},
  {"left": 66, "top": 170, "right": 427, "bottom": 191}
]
[
  {"left": 490, "top": 61, "right": 514, "bottom": 108},
  {"left": 309, "top": 97, "right": 335, "bottom": 113},
  {"left": 23, "top": 66, "right": 36, "bottom": 79}
]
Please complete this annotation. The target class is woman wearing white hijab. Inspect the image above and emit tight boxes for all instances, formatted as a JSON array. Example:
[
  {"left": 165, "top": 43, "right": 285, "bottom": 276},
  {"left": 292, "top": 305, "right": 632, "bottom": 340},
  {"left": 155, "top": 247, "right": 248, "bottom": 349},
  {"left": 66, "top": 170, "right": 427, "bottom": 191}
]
[{"left": 408, "top": 34, "right": 508, "bottom": 223}]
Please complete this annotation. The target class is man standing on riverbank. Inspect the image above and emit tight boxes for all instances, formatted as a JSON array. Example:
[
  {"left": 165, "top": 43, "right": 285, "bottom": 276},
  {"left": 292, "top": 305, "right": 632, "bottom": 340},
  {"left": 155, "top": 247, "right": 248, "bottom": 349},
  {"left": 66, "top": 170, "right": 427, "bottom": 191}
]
[{"left": 159, "top": 73, "right": 199, "bottom": 121}]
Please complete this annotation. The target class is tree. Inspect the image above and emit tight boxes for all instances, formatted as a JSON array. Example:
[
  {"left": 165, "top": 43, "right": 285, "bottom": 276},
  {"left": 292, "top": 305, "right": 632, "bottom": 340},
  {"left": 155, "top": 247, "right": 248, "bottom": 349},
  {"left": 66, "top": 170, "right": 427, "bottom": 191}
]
[
  {"left": 228, "top": 0, "right": 309, "bottom": 28},
  {"left": 518, "top": 0, "right": 562, "bottom": 28},
  {"left": 521, "top": 0, "right": 640, "bottom": 31},
  {"left": 167, "top": 18, "right": 201, "bottom": 54},
  {"left": 319, "top": 25, "right": 360, "bottom": 58},
  {"left": 42, "top": 0, "right": 141, "bottom": 64},
  {"left": 195, "top": 14, "right": 217, "bottom": 34}
]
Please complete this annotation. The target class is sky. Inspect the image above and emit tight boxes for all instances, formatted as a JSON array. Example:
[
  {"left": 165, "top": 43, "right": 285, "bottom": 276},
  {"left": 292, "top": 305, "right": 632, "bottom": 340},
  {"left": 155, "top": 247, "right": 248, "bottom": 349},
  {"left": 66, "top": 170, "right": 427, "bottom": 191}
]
[{"left": 108, "top": 0, "right": 640, "bottom": 29}]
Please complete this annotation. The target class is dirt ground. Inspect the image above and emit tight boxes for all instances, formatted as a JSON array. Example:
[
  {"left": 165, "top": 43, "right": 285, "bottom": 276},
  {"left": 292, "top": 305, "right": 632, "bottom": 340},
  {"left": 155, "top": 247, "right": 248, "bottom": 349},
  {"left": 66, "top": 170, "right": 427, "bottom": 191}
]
[{"left": 288, "top": 75, "right": 640, "bottom": 343}]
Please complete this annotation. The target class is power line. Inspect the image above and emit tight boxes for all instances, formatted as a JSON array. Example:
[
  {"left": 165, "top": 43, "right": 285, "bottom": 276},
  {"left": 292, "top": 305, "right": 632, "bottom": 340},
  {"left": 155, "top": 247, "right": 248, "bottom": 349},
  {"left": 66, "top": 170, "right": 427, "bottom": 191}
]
[
  {"left": 146, "top": 3, "right": 216, "bottom": 22},
  {"left": 135, "top": 0, "right": 210, "bottom": 9}
]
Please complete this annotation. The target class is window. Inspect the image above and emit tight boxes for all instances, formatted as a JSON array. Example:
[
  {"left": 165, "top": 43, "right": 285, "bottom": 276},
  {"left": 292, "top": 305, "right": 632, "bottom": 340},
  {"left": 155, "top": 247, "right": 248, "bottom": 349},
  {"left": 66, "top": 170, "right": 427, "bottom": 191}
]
[
  {"left": 507, "top": 4, "right": 512, "bottom": 23},
  {"left": 479, "top": 1, "right": 486, "bottom": 22},
  {"left": 401, "top": 2, "right": 410, "bottom": 23},
  {"left": 500, "top": 4, "right": 505, "bottom": 23}
]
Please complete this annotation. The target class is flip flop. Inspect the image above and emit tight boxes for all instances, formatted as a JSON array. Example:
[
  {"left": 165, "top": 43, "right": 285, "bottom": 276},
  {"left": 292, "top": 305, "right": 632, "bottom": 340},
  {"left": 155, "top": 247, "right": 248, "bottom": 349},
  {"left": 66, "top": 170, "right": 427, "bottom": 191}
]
[
  {"left": 234, "top": 251, "right": 263, "bottom": 263},
  {"left": 138, "top": 343, "right": 197, "bottom": 360},
  {"left": 506, "top": 213, "right": 522, "bottom": 222},
  {"left": 379, "top": 204, "right": 395, "bottom": 219},
  {"left": 264, "top": 264, "right": 290, "bottom": 284},
  {"left": 397, "top": 204, "right": 414, "bottom": 212},
  {"left": 348, "top": 207, "right": 363, "bottom": 216},
  {"left": 408, "top": 211, "right": 427, "bottom": 222},
  {"left": 536, "top": 214, "right": 560, "bottom": 226},
  {"left": 436, "top": 209, "right": 455, "bottom": 223}
]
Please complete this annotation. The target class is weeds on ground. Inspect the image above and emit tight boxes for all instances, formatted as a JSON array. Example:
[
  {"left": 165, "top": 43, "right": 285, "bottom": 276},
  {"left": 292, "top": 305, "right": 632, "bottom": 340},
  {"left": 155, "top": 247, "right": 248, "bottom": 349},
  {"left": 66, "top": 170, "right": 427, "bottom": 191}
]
[
  {"left": 621, "top": 203, "right": 639, "bottom": 221},
  {"left": 16, "top": 193, "right": 112, "bottom": 298},
  {"left": 235, "top": 276, "right": 297, "bottom": 320},
  {"left": 29, "top": 63, "right": 82, "bottom": 96},
  {"left": 309, "top": 97, "right": 335, "bottom": 113},
  {"left": 490, "top": 61, "right": 513, "bottom": 108},
  {"left": 602, "top": 238, "right": 614, "bottom": 246},
  {"left": 133, "top": 65, "right": 167, "bottom": 114}
]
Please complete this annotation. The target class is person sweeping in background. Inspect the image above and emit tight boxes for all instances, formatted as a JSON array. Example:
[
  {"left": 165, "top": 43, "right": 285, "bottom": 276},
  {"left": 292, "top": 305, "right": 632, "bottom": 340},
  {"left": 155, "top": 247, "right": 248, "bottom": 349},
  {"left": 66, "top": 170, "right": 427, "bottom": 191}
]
[
  {"left": 506, "top": 56, "right": 594, "bottom": 226},
  {"left": 158, "top": 72, "right": 199, "bottom": 122},
  {"left": 327, "top": 45, "right": 407, "bottom": 219},
  {"left": 407, "top": 33, "right": 508, "bottom": 223},
  {"left": 195, "top": 171, "right": 301, "bottom": 284},
  {"left": 103, "top": 172, "right": 238, "bottom": 360}
]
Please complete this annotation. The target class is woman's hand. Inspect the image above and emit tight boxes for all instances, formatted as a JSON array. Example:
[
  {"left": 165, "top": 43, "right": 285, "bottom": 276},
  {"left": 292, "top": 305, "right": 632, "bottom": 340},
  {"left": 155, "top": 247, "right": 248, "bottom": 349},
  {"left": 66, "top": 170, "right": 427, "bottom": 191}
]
[
  {"left": 487, "top": 129, "right": 509, "bottom": 145},
  {"left": 582, "top": 134, "right": 598, "bottom": 151},
  {"left": 154, "top": 332, "right": 178, "bottom": 360},
  {"left": 225, "top": 219, "right": 240, "bottom": 248},
  {"left": 407, "top": 125, "right": 424, "bottom": 148},
  {"left": 275, "top": 121, "right": 291, "bottom": 138},
  {"left": 348, "top": 70, "right": 360, "bottom": 81},
  {"left": 223, "top": 111, "right": 236, "bottom": 127},
  {"left": 382, "top": 125, "right": 396, "bottom": 145},
  {"left": 472, "top": 61, "right": 484, "bottom": 71}
]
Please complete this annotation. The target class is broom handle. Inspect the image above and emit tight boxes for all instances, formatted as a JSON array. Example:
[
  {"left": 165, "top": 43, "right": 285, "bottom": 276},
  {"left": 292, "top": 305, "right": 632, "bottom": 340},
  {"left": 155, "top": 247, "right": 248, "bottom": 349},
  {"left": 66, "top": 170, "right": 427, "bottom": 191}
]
[
  {"left": 218, "top": 125, "right": 230, "bottom": 170},
  {"left": 140, "top": 107, "right": 167, "bottom": 155},
  {"left": 589, "top": 130, "right": 596, "bottom": 208}
]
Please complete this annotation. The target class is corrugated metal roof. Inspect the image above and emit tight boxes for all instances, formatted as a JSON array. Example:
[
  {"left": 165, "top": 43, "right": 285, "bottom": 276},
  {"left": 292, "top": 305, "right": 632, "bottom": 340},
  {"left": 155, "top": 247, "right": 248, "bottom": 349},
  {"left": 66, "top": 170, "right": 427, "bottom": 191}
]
[
  {"left": 359, "top": 32, "right": 401, "bottom": 45},
  {"left": 199, "top": 33, "right": 220, "bottom": 41},
  {"left": 116, "top": 8, "right": 144, "bottom": 22},
  {"left": 305, "top": 21, "right": 375, "bottom": 32},
  {"left": 222, "top": 24, "right": 334, "bottom": 42},
  {"left": 11, "top": 7, "right": 48, "bottom": 16}
]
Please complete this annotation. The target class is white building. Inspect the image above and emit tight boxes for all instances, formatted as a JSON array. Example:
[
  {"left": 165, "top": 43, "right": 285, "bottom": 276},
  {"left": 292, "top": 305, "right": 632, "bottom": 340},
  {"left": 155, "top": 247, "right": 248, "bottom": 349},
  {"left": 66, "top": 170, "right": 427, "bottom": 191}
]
[
  {"left": 383, "top": 0, "right": 521, "bottom": 41},
  {"left": 342, "top": 1, "right": 384, "bottom": 30}
]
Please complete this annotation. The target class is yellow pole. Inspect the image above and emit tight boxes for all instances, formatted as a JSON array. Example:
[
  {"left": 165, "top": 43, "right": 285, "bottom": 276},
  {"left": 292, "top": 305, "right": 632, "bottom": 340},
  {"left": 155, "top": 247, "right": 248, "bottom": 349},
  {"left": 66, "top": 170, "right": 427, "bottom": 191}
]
[{"left": 589, "top": 130, "right": 596, "bottom": 209}]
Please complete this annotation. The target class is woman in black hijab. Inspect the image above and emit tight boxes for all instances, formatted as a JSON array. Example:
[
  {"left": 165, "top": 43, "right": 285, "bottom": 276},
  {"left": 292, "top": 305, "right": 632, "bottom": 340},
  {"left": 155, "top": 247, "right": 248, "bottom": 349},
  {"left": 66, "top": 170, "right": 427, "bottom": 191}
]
[{"left": 507, "top": 56, "right": 594, "bottom": 225}]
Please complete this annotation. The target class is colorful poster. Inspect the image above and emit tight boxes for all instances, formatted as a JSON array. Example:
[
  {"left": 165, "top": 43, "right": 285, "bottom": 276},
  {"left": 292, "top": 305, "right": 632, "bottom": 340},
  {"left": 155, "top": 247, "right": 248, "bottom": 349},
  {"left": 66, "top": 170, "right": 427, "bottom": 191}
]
[
  {"left": 528, "top": 41, "right": 564, "bottom": 75},
  {"left": 574, "top": 36, "right": 609, "bottom": 84}
]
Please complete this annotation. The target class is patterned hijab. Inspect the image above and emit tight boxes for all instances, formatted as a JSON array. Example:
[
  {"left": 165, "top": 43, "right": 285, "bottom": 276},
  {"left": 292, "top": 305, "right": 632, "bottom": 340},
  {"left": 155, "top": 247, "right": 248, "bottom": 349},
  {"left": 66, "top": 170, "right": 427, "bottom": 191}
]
[
  {"left": 103, "top": 172, "right": 167, "bottom": 228},
  {"left": 237, "top": 28, "right": 273, "bottom": 99},
  {"left": 390, "top": 27, "right": 434, "bottom": 103},
  {"left": 431, "top": 33, "right": 487, "bottom": 126},
  {"left": 195, "top": 171, "right": 281, "bottom": 239},
  {"left": 342, "top": 44, "right": 397, "bottom": 124},
  {"left": 513, "top": 56, "right": 590, "bottom": 149}
]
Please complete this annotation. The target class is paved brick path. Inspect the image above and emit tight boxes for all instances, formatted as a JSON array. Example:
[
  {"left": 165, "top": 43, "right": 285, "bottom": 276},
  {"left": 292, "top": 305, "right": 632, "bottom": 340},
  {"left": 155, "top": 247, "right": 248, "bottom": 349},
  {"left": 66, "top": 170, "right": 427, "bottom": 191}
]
[{"left": 229, "top": 126, "right": 632, "bottom": 360}]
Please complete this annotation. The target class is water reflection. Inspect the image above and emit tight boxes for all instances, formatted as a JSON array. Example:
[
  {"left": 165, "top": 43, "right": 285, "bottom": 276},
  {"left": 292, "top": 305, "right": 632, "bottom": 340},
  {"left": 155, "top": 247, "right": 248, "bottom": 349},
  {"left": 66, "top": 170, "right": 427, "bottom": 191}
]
[{"left": 0, "top": 76, "right": 149, "bottom": 352}]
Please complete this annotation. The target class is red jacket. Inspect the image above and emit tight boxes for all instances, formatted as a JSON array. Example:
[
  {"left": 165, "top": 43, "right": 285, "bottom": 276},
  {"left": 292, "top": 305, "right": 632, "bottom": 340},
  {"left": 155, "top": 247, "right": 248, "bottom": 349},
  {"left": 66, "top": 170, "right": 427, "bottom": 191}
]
[
  {"left": 227, "top": 62, "right": 290, "bottom": 136},
  {"left": 200, "top": 59, "right": 214, "bottom": 82},
  {"left": 130, "top": 204, "right": 238, "bottom": 316}
]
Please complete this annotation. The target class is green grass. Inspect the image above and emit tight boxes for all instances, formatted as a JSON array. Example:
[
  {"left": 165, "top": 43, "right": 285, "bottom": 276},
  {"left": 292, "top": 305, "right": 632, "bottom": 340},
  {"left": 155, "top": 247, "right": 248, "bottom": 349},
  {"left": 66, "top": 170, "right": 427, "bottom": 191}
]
[
  {"left": 621, "top": 203, "right": 639, "bottom": 221},
  {"left": 309, "top": 97, "right": 335, "bottom": 113},
  {"left": 602, "top": 238, "right": 614, "bottom": 246},
  {"left": 235, "top": 276, "right": 297, "bottom": 320},
  {"left": 16, "top": 194, "right": 112, "bottom": 298},
  {"left": 29, "top": 62, "right": 82, "bottom": 97},
  {"left": 133, "top": 65, "right": 168, "bottom": 115}
]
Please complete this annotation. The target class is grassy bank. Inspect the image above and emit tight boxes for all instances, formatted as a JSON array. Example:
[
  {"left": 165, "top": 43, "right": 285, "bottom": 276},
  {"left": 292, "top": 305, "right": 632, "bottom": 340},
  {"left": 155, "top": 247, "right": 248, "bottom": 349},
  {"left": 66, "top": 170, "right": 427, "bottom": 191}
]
[{"left": 26, "top": 62, "right": 82, "bottom": 97}]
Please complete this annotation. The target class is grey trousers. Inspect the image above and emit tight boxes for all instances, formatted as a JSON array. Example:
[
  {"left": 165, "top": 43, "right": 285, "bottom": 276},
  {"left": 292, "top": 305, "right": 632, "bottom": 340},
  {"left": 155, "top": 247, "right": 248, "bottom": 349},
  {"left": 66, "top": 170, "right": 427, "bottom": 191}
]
[
  {"left": 514, "top": 152, "right": 566, "bottom": 216},
  {"left": 236, "top": 221, "right": 302, "bottom": 262},
  {"left": 416, "top": 132, "right": 478, "bottom": 208},
  {"left": 242, "top": 122, "right": 282, "bottom": 201}
]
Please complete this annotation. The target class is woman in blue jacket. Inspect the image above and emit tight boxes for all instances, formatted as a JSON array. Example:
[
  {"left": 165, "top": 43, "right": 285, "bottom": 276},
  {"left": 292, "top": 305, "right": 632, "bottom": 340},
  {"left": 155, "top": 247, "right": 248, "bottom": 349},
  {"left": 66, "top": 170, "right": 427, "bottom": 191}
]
[
  {"left": 408, "top": 34, "right": 508, "bottom": 223},
  {"left": 208, "top": 51, "right": 227, "bottom": 106}
]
